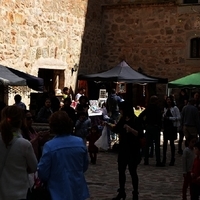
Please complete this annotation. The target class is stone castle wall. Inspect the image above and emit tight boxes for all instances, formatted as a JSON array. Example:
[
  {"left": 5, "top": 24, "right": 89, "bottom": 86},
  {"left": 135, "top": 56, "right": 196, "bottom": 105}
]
[
  {"left": 1, "top": 0, "right": 200, "bottom": 105},
  {"left": 0, "top": 0, "right": 103, "bottom": 93},
  {"left": 100, "top": 2, "right": 200, "bottom": 82}
]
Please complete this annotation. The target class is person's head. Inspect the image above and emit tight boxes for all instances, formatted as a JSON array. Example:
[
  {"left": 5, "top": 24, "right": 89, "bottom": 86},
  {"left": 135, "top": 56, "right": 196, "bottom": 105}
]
[
  {"left": 165, "top": 95, "right": 175, "bottom": 107},
  {"left": 25, "top": 110, "right": 33, "bottom": 127},
  {"left": 0, "top": 106, "right": 24, "bottom": 147},
  {"left": 180, "top": 89, "right": 186, "bottom": 96},
  {"left": 193, "top": 92, "right": 200, "bottom": 101},
  {"left": 194, "top": 141, "right": 200, "bottom": 157},
  {"left": 188, "top": 98, "right": 196, "bottom": 105},
  {"left": 78, "top": 111, "right": 88, "bottom": 121},
  {"left": 111, "top": 88, "right": 116, "bottom": 94},
  {"left": 44, "top": 98, "right": 51, "bottom": 108},
  {"left": 14, "top": 94, "right": 22, "bottom": 103},
  {"left": 49, "top": 111, "right": 73, "bottom": 135},
  {"left": 119, "top": 101, "right": 134, "bottom": 118},
  {"left": 91, "top": 125, "right": 98, "bottom": 134},
  {"left": 149, "top": 95, "right": 158, "bottom": 105},
  {"left": 79, "top": 95, "right": 88, "bottom": 105},
  {"left": 185, "top": 135, "right": 198, "bottom": 149},
  {"left": 63, "top": 87, "right": 69, "bottom": 95},
  {"left": 63, "top": 97, "right": 72, "bottom": 107},
  {"left": 82, "top": 88, "right": 86, "bottom": 95},
  {"left": 77, "top": 88, "right": 83, "bottom": 94}
]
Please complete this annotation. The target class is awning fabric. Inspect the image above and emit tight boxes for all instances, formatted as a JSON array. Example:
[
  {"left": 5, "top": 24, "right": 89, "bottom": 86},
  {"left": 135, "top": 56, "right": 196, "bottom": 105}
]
[
  {"left": 7, "top": 67, "right": 44, "bottom": 91},
  {"left": 0, "top": 65, "right": 26, "bottom": 86},
  {"left": 168, "top": 72, "right": 200, "bottom": 88},
  {"left": 0, "top": 65, "right": 44, "bottom": 91},
  {"left": 78, "top": 61, "right": 168, "bottom": 84}
]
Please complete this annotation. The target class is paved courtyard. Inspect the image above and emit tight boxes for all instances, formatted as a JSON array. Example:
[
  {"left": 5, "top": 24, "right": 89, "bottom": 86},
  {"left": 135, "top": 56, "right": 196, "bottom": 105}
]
[{"left": 85, "top": 140, "right": 185, "bottom": 200}]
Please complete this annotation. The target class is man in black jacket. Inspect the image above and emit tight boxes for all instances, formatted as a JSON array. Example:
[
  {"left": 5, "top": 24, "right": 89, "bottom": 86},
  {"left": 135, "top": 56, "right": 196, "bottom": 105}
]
[{"left": 139, "top": 95, "right": 164, "bottom": 167}]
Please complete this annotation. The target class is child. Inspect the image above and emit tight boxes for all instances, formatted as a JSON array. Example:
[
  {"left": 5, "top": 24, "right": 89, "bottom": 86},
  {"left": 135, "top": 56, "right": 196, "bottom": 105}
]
[
  {"left": 182, "top": 135, "right": 197, "bottom": 200},
  {"left": 75, "top": 111, "right": 91, "bottom": 144},
  {"left": 87, "top": 125, "right": 100, "bottom": 164},
  {"left": 190, "top": 141, "right": 200, "bottom": 200}
]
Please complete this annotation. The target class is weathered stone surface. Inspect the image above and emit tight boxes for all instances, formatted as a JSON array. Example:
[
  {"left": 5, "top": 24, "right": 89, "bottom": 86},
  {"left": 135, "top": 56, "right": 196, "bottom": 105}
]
[{"left": 1, "top": 0, "right": 200, "bottom": 106}]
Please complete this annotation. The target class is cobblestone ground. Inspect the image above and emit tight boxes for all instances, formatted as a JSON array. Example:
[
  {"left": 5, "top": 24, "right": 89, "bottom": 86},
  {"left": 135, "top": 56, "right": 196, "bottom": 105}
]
[{"left": 85, "top": 139, "right": 185, "bottom": 200}]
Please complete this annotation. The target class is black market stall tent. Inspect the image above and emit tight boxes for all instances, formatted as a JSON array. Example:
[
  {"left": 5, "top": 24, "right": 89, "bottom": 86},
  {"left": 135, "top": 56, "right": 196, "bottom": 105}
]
[
  {"left": 0, "top": 65, "right": 44, "bottom": 91},
  {"left": 78, "top": 61, "right": 168, "bottom": 84},
  {"left": 168, "top": 72, "right": 200, "bottom": 88}
]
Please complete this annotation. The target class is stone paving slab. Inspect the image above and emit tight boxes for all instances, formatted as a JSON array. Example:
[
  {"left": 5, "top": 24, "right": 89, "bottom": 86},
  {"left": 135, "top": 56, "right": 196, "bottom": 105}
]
[{"left": 85, "top": 141, "right": 185, "bottom": 200}]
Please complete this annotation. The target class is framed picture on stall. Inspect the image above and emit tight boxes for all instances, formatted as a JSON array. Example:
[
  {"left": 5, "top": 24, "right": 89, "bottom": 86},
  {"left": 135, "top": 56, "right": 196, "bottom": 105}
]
[
  {"left": 116, "top": 83, "right": 126, "bottom": 93},
  {"left": 99, "top": 89, "right": 107, "bottom": 98}
]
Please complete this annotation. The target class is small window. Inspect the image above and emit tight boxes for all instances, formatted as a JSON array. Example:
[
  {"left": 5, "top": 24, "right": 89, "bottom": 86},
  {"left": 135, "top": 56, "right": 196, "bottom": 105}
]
[
  {"left": 190, "top": 37, "right": 200, "bottom": 58},
  {"left": 184, "top": 0, "right": 198, "bottom": 3}
]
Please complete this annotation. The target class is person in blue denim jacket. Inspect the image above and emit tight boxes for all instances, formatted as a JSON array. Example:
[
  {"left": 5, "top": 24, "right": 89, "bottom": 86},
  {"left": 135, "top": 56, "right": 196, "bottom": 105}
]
[{"left": 38, "top": 111, "right": 89, "bottom": 200}]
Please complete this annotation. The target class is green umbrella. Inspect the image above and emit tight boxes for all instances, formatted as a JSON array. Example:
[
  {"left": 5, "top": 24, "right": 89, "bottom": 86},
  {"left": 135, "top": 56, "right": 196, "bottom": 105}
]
[{"left": 168, "top": 72, "right": 200, "bottom": 88}]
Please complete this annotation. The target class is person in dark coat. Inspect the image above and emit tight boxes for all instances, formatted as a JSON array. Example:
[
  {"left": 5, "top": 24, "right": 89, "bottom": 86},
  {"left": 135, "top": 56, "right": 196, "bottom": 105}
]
[
  {"left": 61, "top": 97, "right": 76, "bottom": 126},
  {"left": 107, "top": 101, "right": 143, "bottom": 200},
  {"left": 48, "top": 91, "right": 60, "bottom": 112},
  {"left": 139, "top": 95, "right": 163, "bottom": 167},
  {"left": 36, "top": 98, "right": 53, "bottom": 123}
]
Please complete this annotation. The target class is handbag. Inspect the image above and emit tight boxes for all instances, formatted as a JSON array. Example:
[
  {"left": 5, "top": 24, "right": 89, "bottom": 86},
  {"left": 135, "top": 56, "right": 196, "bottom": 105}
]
[
  {"left": 94, "top": 125, "right": 109, "bottom": 150},
  {"left": 27, "top": 174, "right": 51, "bottom": 200}
]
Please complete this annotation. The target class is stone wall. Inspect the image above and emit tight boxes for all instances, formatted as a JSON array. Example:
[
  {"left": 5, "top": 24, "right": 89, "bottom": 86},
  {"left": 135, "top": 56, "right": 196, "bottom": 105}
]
[
  {"left": 100, "top": 3, "right": 200, "bottom": 82},
  {"left": 1, "top": 0, "right": 200, "bottom": 105},
  {"left": 0, "top": 0, "right": 103, "bottom": 105}
]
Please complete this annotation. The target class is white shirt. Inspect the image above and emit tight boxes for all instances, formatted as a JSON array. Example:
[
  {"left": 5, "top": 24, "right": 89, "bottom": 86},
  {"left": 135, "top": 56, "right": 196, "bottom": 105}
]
[
  {"left": 0, "top": 132, "right": 37, "bottom": 200},
  {"left": 75, "top": 93, "right": 82, "bottom": 102}
]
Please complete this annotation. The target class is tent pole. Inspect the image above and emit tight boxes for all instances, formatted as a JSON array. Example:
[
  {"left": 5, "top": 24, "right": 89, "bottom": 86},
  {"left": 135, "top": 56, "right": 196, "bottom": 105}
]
[{"left": 166, "top": 83, "right": 169, "bottom": 95}]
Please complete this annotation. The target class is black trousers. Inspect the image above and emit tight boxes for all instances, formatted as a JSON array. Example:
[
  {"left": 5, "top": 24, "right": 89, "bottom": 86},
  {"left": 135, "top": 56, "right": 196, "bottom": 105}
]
[
  {"left": 117, "top": 154, "right": 139, "bottom": 193},
  {"left": 144, "top": 125, "right": 161, "bottom": 163},
  {"left": 163, "top": 139, "right": 175, "bottom": 162}
]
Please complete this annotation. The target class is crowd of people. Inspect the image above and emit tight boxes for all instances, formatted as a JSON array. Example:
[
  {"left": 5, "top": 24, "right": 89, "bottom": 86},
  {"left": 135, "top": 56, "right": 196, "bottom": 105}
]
[{"left": 0, "top": 87, "right": 200, "bottom": 200}]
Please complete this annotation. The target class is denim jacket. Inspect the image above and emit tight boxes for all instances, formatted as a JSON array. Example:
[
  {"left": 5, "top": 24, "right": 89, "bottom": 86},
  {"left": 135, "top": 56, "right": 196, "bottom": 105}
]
[{"left": 38, "top": 134, "right": 89, "bottom": 200}]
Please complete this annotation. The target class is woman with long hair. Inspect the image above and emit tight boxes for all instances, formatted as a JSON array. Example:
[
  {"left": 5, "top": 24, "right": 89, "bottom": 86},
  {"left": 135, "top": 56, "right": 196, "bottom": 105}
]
[
  {"left": 21, "top": 110, "right": 50, "bottom": 160},
  {"left": 0, "top": 106, "right": 37, "bottom": 200},
  {"left": 162, "top": 95, "right": 181, "bottom": 166},
  {"left": 107, "top": 101, "right": 143, "bottom": 200}
]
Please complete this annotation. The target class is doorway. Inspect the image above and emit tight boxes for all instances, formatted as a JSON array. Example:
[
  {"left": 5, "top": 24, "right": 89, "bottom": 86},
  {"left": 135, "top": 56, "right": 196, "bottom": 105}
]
[{"left": 38, "top": 69, "right": 64, "bottom": 93}]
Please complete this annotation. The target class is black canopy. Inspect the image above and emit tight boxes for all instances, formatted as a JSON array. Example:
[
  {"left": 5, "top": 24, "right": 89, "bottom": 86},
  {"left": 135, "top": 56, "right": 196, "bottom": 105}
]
[
  {"left": 0, "top": 65, "right": 44, "bottom": 91},
  {"left": 7, "top": 67, "right": 44, "bottom": 91},
  {"left": 78, "top": 61, "right": 167, "bottom": 84}
]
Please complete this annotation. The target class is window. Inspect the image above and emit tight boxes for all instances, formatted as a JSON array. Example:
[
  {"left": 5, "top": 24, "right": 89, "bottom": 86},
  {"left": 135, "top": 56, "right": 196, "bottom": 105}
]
[
  {"left": 184, "top": 0, "right": 198, "bottom": 3},
  {"left": 190, "top": 37, "right": 200, "bottom": 58}
]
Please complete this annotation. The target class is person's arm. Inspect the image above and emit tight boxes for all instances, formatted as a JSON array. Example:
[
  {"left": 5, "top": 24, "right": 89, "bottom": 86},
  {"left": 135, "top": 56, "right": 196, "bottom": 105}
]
[
  {"left": 169, "top": 106, "right": 181, "bottom": 121},
  {"left": 37, "top": 143, "right": 51, "bottom": 182},
  {"left": 123, "top": 124, "right": 138, "bottom": 136},
  {"left": 25, "top": 141, "right": 38, "bottom": 174}
]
